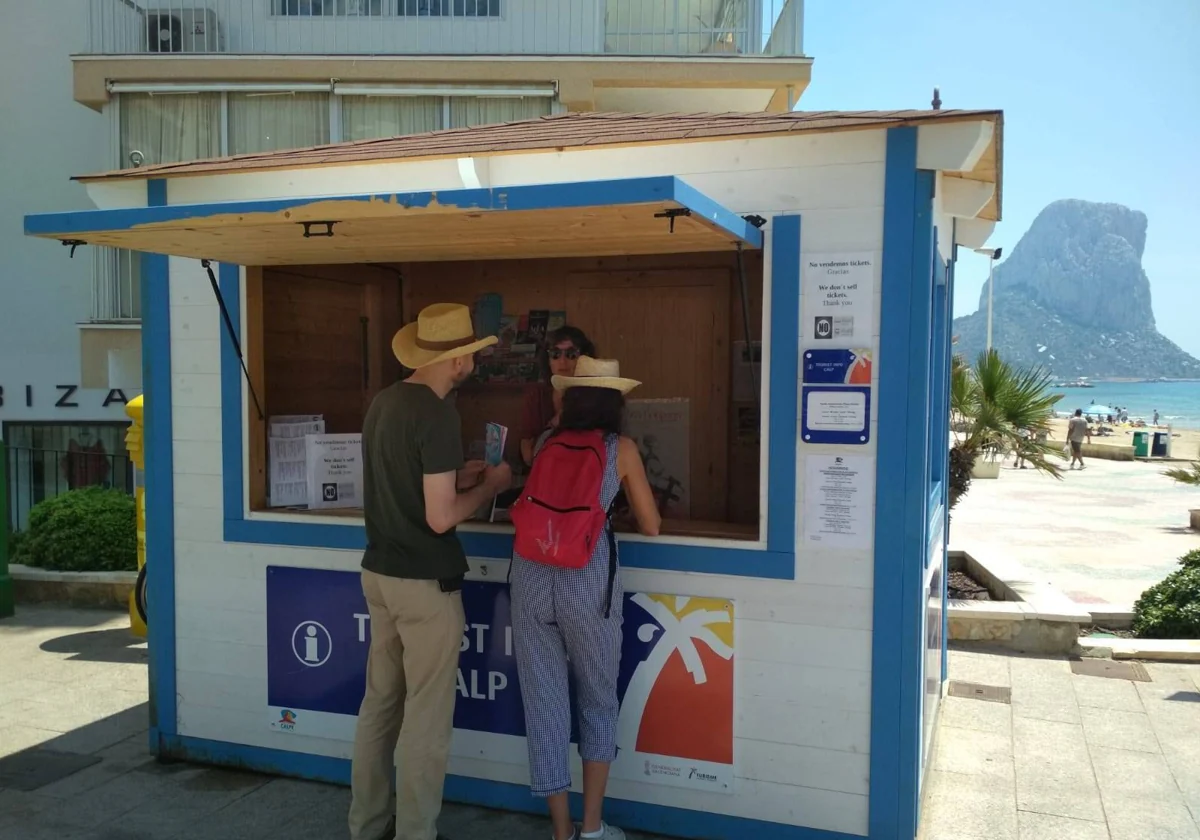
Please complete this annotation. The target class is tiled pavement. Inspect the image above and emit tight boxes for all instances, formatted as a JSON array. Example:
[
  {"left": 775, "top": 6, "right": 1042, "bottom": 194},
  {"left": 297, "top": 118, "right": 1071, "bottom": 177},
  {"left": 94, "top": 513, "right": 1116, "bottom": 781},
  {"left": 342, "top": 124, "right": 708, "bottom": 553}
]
[
  {"left": 920, "top": 645, "right": 1200, "bottom": 840},
  {"left": 6, "top": 607, "right": 1200, "bottom": 840}
]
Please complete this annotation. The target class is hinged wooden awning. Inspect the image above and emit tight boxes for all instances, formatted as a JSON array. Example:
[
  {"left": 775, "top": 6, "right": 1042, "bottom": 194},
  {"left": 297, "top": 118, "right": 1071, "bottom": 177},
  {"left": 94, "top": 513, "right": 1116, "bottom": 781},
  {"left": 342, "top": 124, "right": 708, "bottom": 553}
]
[{"left": 24, "top": 177, "right": 763, "bottom": 265}]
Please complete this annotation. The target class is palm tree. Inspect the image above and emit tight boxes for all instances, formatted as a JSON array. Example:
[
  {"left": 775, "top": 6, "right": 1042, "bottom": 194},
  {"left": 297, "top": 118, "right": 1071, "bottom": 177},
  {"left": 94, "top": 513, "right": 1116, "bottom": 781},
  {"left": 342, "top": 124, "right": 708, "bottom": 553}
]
[
  {"left": 1165, "top": 462, "right": 1200, "bottom": 487},
  {"left": 949, "top": 349, "right": 1064, "bottom": 508}
]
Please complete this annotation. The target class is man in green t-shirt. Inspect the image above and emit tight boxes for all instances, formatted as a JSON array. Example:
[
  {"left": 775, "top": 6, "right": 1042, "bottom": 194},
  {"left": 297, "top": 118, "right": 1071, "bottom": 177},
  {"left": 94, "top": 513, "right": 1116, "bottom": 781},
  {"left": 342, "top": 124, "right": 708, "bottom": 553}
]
[{"left": 350, "top": 303, "right": 511, "bottom": 840}]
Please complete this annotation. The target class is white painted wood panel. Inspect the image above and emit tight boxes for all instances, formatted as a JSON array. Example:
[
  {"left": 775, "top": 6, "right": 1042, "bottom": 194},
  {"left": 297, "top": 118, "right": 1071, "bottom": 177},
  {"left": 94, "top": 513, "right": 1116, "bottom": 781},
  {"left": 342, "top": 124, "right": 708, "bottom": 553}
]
[{"left": 172, "top": 406, "right": 223, "bottom": 443}]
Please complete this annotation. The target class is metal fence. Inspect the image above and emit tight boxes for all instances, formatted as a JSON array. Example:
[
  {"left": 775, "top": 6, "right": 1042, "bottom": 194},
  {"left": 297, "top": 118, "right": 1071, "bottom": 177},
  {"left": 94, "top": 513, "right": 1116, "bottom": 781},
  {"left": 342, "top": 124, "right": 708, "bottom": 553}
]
[
  {"left": 5, "top": 447, "right": 135, "bottom": 533},
  {"left": 85, "top": 0, "right": 804, "bottom": 57}
]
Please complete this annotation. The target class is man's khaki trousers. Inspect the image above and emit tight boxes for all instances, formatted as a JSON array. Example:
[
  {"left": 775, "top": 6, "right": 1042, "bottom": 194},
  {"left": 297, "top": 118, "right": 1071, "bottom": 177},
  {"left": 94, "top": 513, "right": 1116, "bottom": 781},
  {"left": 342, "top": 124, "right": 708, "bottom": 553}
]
[{"left": 349, "top": 570, "right": 464, "bottom": 840}]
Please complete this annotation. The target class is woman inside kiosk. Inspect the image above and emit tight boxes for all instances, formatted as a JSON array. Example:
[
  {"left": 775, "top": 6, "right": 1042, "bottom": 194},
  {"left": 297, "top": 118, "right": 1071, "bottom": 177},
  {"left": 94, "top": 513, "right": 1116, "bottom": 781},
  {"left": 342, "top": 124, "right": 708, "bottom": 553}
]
[{"left": 519, "top": 326, "right": 597, "bottom": 467}]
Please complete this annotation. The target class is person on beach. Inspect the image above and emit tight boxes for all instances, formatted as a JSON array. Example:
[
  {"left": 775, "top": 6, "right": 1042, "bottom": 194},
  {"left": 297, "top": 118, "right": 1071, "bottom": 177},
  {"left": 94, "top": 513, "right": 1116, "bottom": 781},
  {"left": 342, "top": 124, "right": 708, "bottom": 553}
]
[
  {"left": 1067, "top": 408, "right": 1091, "bottom": 470},
  {"left": 1154, "top": 409, "right": 1160, "bottom": 426},
  {"left": 350, "top": 303, "right": 513, "bottom": 840},
  {"left": 509, "top": 356, "right": 662, "bottom": 840},
  {"left": 520, "top": 326, "right": 597, "bottom": 467}
]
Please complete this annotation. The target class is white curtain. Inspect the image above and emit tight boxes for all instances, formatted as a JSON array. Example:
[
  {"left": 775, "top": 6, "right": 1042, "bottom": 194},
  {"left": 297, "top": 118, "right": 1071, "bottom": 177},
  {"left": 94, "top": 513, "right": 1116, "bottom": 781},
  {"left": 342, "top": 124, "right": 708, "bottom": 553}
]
[
  {"left": 448, "top": 96, "right": 552, "bottom": 129},
  {"left": 341, "top": 96, "right": 443, "bottom": 140},
  {"left": 119, "top": 93, "right": 222, "bottom": 167},
  {"left": 228, "top": 93, "right": 331, "bottom": 155}
]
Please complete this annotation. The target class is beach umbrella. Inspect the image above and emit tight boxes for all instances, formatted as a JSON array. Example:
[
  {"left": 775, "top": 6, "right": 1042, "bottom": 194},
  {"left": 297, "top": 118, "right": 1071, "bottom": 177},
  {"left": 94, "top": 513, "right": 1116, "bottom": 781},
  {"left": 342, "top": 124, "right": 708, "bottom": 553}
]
[{"left": 1081, "top": 404, "right": 1115, "bottom": 417}]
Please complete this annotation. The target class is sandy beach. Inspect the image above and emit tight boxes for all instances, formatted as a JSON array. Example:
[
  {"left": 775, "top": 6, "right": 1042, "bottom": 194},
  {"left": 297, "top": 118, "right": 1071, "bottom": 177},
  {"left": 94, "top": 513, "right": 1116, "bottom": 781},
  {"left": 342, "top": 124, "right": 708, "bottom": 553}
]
[{"left": 1046, "top": 416, "right": 1200, "bottom": 461}]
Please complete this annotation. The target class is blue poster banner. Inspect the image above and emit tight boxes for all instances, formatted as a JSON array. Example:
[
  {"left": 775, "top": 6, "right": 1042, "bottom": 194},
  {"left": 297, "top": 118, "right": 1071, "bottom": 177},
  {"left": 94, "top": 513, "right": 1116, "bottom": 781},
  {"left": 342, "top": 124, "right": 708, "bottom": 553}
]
[
  {"left": 802, "top": 348, "right": 872, "bottom": 385},
  {"left": 265, "top": 566, "right": 738, "bottom": 793}
]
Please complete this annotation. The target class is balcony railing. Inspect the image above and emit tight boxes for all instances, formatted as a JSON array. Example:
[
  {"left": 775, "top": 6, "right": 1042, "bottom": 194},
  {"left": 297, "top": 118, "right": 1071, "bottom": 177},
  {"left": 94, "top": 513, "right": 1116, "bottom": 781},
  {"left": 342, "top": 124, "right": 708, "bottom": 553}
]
[{"left": 85, "top": 0, "right": 804, "bottom": 57}]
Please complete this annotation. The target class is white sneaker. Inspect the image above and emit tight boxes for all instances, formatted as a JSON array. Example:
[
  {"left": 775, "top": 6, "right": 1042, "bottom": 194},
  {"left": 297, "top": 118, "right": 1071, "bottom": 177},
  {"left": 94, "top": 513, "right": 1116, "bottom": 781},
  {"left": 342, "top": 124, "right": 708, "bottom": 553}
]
[{"left": 579, "top": 823, "right": 626, "bottom": 840}]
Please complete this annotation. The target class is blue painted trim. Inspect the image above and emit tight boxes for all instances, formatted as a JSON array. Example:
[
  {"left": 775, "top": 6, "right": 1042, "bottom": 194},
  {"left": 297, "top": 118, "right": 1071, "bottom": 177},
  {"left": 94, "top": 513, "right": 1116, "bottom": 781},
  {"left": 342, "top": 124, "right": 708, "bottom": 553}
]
[
  {"left": 160, "top": 734, "right": 860, "bottom": 840},
  {"left": 141, "top": 178, "right": 176, "bottom": 753},
  {"left": 767, "top": 215, "right": 801, "bottom": 555},
  {"left": 217, "top": 206, "right": 801, "bottom": 580},
  {"left": 869, "top": 128, "right": 935, "bottom": 840},
  {"left": 24, "top": 176, "right": 762, "bottom": 250},
  {"left": 942, "top": 232, "right": 957, "bottom": 685}
]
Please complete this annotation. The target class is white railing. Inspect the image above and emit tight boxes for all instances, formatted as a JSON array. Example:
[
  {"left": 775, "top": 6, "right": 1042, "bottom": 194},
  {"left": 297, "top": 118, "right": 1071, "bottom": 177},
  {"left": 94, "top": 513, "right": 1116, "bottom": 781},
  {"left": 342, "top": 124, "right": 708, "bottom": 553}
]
[
  {"left": 84, "top": 0, "right": 804, "bottom": 57},
  {"left": 91, "top": 247, "right": 141, "bottom": 322}
]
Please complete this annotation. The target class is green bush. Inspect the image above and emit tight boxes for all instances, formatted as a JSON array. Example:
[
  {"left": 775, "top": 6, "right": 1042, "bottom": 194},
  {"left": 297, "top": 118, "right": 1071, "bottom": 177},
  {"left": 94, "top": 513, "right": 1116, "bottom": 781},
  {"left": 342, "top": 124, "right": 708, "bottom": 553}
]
[
  {"left": 14, "top": 487, "right": 136, "bottom": 572},
  {"left": 1179, "top": 549, "right": 1200, "bottom": 570},
  {"left": 1133, "top": 554, "right": 1200, "bottom": 639}
]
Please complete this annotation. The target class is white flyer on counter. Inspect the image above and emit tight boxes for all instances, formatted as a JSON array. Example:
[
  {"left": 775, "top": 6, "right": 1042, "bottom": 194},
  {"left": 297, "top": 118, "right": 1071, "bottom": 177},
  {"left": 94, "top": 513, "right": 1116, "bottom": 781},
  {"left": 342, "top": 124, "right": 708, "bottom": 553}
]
[
  {"left": 803, "top": 252, "right": 876, "bottom": 346},
  {"left": 803, "top": 454, "right": 874, "bottom": 550},
  {"left": 306, "top": 434, "right": 363, "bottom": 510}
]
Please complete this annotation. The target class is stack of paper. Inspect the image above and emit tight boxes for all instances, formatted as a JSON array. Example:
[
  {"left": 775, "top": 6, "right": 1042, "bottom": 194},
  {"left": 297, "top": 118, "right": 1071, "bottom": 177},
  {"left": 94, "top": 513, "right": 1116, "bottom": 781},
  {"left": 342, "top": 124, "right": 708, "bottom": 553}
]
[{"left": 268, "top": 415, "right": 324, "bottom": 508}]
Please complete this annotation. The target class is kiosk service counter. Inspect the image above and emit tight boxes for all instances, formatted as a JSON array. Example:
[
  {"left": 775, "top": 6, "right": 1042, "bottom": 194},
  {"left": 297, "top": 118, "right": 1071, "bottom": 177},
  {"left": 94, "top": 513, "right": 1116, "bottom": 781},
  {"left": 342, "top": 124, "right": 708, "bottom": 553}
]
[{"left": 24, "top": 109, "right": 1003, "bottom": 840}]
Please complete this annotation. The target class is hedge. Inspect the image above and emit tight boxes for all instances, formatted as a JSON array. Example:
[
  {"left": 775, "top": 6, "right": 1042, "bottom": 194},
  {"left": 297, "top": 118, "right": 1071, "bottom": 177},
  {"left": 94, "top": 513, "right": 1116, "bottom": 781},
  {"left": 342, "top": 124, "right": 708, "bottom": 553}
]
[{"left": 12, "top": 487, "right": 136, "bottom": 573}]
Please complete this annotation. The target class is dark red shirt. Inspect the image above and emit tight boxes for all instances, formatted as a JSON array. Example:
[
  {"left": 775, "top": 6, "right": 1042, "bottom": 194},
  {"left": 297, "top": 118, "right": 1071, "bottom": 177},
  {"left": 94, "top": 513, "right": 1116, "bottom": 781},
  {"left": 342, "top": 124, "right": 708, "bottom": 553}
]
[{"left": 521, "top": 383, "right": 556, "bottom": 441}]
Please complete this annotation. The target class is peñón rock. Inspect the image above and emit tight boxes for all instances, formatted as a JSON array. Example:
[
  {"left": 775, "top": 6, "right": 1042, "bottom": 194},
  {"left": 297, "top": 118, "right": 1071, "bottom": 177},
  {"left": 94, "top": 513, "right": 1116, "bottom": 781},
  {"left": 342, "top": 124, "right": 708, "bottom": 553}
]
[{"left": 952, "top": 199, "right": 1199, "bottom": 378}]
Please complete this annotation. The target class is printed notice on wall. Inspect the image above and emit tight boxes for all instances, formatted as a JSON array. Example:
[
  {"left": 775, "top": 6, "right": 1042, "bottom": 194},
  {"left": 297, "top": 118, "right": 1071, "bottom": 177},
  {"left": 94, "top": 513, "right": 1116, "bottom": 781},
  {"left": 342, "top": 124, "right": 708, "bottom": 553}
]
[
  {"left": 803, "top": 454, "right": 874, "bottom": 550},
  {"left": 305, "top": 434, "right": 363, "bottom": 510},
  {"left": 803, "top": 252, "right": 876, "bottom": 347}
]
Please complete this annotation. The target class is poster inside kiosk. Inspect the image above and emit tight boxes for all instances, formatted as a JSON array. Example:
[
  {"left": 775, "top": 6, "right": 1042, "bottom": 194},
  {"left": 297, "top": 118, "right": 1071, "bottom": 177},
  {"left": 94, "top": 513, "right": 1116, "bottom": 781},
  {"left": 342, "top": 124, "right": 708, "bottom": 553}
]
[{"left": 266, "top": 567, "right": 737, "bottom": 794}]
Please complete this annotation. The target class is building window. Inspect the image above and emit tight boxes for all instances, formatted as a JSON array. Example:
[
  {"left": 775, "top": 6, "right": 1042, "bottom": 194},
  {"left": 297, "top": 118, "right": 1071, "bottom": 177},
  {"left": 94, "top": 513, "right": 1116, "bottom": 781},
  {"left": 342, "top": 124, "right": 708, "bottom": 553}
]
[
  {"left": 120, "top": 93, "right": 222, "bottom": 167},
  {"left": 229, "top": 93, "right": 331, "bottom": 155},
  {"left": 341, "top": 96, "right": 444, "bottom": 141},
  {"left": 276, "top": 0, "right": 388, "bottom": 15},
  {"left": 4, "top": 423, "right": 134, "bottom": 533},
  {"left": 401, "top": 0, "right": 501, "bottom": 17},
  {"left": 448, "top": 96, "right": 551, "bottom": 128}
]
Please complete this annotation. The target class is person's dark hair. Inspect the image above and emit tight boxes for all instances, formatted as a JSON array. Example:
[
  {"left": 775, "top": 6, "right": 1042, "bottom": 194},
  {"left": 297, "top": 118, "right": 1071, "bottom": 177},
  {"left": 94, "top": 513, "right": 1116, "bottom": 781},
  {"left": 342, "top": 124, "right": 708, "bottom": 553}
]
[
  {"left": 557, "top": 386, "right": 624, "bottom": 437},
  {"left": 1074, "top": 409, "right": 1083, "bottom": 417},
  {"left": 539, "top": 325, "right": 596, "bottom": 382}
]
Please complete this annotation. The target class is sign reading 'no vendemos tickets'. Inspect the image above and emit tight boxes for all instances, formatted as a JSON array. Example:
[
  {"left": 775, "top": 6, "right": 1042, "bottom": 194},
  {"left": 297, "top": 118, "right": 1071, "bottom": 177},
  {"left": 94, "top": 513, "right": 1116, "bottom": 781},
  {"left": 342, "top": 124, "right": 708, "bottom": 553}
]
[{"left": 265, "top": 566, "right": 736, "bottom": 794}]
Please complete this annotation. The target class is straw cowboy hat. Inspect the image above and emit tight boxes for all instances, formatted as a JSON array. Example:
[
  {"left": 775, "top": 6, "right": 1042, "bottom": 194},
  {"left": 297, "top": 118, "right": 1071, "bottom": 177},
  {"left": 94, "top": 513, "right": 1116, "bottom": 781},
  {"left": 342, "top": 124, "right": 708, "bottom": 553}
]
[
  {"left": 392, "top": 303, "right": 497, "bottom": 370},
  {"left": 551, "top": 356, "right": 641, "bottom": 394}
]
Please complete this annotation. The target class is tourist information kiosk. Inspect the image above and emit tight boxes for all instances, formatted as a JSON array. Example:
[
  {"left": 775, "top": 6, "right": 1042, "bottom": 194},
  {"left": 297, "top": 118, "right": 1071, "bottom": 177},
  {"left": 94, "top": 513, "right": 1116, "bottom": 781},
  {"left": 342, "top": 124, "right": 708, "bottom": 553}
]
[{"left": 24, "top": 109, "right": 1002, "bottom": 840}]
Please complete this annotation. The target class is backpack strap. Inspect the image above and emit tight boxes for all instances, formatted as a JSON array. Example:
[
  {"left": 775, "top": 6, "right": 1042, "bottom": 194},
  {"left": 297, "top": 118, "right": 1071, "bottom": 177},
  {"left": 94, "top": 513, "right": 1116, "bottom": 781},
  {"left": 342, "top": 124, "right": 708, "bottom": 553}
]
[{"left": 603, "top": 512, "right": 617, "bottom": 619}]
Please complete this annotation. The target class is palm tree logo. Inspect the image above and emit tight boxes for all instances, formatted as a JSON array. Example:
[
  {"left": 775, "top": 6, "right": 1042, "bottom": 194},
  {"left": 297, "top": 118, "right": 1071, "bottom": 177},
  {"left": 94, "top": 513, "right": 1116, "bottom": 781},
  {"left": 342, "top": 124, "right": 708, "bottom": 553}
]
[{"left": 616, "top": 595, "right": 733, "bottom": 759}]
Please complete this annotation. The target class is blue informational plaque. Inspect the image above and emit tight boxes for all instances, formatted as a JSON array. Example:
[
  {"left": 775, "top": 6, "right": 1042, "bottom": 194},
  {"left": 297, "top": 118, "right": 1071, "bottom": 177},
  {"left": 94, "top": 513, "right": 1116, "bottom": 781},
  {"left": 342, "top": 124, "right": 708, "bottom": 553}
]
[
  {"left": 801, "top": 385, "right": 872, "bottom": 445},
  {"left": 802, "top": 348, "right": 872, "bottom": 384}
]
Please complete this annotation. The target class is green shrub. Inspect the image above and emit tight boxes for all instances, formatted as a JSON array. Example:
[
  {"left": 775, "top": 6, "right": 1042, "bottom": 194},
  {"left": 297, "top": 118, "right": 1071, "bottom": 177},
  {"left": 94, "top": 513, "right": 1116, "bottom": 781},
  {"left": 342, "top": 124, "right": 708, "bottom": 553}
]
[
  {"left": 14, "top": 487, "right": 136, "bottom": 572},
  {"left": 1179, "top": 549, "right": 1200, "bottom": 570},
  {"left": 1133, "top": 564, "right": 1200, "bottom": 639}
]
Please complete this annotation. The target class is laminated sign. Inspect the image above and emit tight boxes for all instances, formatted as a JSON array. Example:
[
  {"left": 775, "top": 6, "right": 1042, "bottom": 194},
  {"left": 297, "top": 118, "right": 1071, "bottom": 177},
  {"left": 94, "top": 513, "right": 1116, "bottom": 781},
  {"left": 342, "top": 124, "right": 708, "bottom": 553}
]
[
  {"left": 803, "top": 252, "right": 876, "bottom": 347},
  {"left": 265, "top": 568, "right": 736, "bottom": 794},
  {"left": 305, "top": 434, "right": 363, "bottom": 509}
]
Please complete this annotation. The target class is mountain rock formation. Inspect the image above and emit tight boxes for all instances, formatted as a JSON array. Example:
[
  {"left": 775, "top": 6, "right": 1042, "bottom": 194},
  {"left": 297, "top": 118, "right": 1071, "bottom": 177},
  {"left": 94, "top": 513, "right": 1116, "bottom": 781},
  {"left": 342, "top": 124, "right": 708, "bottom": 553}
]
[{"left": 952, "top": 199, "right": 1199, "bottom": 379}]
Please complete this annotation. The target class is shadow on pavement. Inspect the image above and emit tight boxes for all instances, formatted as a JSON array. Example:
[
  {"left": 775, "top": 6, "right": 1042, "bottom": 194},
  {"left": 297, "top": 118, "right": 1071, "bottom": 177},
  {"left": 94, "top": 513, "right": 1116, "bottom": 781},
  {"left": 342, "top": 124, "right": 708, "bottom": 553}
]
[
  {"left": 1, "top": 605, "right": 129, "bottom": 631},
  {"left": 39, "top": 627, "right": 148, "bottom": 665}
]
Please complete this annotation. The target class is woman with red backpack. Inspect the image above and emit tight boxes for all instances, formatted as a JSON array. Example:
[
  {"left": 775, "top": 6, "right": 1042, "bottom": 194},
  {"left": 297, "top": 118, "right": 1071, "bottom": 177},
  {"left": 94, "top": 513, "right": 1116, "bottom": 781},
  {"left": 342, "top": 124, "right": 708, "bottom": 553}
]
[{"left": 508, "top": 356, "right": 661, "bottom": 840}]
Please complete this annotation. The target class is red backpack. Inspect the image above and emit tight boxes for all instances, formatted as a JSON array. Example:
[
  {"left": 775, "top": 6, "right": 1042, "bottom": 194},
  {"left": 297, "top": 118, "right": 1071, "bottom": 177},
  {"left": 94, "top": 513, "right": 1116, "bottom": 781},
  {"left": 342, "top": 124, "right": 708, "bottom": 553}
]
[{"left": 511, "top": 430, "right": 610, "bottom": 569}]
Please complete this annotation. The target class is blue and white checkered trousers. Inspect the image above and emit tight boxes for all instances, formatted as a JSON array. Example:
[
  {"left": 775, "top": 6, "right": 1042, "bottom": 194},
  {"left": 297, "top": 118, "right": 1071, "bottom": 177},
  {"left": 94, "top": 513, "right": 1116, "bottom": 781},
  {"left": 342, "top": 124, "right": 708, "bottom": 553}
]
[{"left": 510, "top": 434, "right": 623, "bottom": 797}]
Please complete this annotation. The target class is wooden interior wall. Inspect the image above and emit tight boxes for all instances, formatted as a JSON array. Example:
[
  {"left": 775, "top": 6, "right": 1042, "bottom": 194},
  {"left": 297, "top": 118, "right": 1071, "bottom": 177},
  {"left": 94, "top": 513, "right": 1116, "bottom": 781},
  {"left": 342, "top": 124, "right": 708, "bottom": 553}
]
[
  {"left": 250, "top": 264, "right": 403, "bottom": 509},
  {"left": 401, "top": 251, "right": 763, "bottom": 524}
]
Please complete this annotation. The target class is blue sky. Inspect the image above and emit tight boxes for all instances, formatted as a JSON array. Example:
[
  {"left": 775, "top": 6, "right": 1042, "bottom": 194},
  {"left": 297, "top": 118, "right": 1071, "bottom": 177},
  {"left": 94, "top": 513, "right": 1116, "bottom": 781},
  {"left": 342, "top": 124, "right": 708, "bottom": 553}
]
[{"left": 797, "top": 0, "right": 1200, "bottom": 357}]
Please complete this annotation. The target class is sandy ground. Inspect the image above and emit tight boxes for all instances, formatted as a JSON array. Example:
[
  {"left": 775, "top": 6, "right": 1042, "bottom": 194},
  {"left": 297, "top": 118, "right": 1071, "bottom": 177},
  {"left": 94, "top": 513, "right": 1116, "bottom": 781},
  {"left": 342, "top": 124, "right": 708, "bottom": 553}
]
[
  {"left": 951, "top": 453, "right": 1200, "bottom": 607},
  {"left": 1046, "top": 416, "right": 1200, "bottom": 462}
]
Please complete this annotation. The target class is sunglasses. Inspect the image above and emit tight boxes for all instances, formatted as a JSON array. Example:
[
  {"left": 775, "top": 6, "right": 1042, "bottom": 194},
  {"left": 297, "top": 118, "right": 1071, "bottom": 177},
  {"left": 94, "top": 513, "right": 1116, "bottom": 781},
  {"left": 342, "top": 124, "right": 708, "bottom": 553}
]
[{"left": 548, "top": 347, "right": 580, "bottom": 361}]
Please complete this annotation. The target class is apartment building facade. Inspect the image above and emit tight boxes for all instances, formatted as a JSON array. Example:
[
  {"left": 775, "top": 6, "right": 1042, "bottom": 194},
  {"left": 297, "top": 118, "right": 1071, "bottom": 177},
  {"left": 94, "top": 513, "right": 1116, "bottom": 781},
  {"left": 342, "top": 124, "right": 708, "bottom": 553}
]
[{"left": 2, "top": 0, "right": 808, "bottom": 528}]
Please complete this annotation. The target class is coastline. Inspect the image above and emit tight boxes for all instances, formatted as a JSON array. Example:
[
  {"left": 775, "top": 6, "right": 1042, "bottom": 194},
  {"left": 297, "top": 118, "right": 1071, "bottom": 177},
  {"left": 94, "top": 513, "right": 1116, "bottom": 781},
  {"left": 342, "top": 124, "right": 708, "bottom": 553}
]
[{"left": 1046, "top": 417, "right": 1200, "bottom": 462}]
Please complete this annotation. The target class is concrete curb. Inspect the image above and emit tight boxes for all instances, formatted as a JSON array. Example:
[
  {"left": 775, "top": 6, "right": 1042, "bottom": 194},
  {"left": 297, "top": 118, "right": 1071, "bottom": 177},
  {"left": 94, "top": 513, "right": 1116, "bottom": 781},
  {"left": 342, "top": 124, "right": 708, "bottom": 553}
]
[
  {"left": 11, "top": 564, "right": 135, "bottom": 610},
  {"left": 948, "top": 548, "right": 1091, "bottom": 654},
  {"left": 1078, "top": 636, "right": 1200, "bottom": 662}
]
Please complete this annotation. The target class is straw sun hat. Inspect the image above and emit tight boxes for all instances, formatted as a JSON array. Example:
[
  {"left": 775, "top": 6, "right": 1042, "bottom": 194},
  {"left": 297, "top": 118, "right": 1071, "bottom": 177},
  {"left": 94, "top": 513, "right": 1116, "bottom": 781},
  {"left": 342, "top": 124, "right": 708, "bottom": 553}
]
[
  {"left": 392, "top": 303, "right": 498, "bottom": 370},
  {"left": 551, "top": 356, "right": 641, "bottom": 394}
]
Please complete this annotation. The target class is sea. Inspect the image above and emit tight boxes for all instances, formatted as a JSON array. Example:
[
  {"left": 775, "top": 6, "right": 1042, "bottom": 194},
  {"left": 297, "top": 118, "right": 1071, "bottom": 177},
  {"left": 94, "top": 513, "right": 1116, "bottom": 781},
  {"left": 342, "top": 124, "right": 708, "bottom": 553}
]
[{"left": 1048, "top": 380, "right": 1200, "bottom": 429}]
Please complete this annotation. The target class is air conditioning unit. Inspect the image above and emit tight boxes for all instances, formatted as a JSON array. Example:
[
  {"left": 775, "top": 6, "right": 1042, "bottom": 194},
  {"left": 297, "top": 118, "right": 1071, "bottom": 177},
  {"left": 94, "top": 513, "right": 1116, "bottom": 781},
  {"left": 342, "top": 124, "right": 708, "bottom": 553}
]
[{"left": 146, "top": 8, "right": 224, "bottom": 53}]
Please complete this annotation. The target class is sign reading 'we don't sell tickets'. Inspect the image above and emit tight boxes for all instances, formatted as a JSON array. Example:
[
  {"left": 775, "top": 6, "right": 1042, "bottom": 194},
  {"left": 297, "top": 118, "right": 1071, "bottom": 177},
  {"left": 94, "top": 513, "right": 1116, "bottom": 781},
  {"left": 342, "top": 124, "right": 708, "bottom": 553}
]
[{"left": 265, "top": 566, "right": 737, "bottom": 793}]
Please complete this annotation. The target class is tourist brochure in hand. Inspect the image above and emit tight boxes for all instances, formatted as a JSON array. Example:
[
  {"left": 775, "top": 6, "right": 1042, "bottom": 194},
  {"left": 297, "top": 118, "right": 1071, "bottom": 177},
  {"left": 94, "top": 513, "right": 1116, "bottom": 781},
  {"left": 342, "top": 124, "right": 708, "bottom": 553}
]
[{"left": 485, "top": 422, "right": 508, "bottom": 467}]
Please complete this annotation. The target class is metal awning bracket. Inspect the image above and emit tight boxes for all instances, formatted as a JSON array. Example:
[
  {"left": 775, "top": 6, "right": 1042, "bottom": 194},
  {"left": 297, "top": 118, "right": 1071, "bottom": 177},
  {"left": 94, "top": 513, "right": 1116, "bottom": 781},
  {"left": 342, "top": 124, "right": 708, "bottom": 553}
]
[
  {"left": 61, "top": 239, "right": 86, "bottom": 258},
  {"left": 653, "top": 207, "right": 691, "bottom": 234},
  {"left": 300, "top": 221, "right": 338, "bottom": 238}
]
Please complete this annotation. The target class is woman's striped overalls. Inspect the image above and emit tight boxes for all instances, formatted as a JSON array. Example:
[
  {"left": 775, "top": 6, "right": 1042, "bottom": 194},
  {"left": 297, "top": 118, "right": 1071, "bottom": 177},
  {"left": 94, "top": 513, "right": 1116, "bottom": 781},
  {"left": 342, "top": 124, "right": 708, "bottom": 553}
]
[{"left": 510, "top": 433, "right": 623, "bottom": 796}]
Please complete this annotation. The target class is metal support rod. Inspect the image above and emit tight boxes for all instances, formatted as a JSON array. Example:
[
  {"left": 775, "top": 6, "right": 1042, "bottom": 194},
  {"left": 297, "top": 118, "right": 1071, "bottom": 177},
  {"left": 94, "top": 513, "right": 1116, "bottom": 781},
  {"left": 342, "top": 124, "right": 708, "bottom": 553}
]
[
  {"left": 202, "top": 260, "right": 265, "bottom": 420},
  {"left": 735, "top": 243, "right": 760, "bottom": 407},
  {"left": 0, "top": 441, "right": 13, "bottom": 618},
  {"left": 986, "top": 255, "right": 994, "bottom": 353}
]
